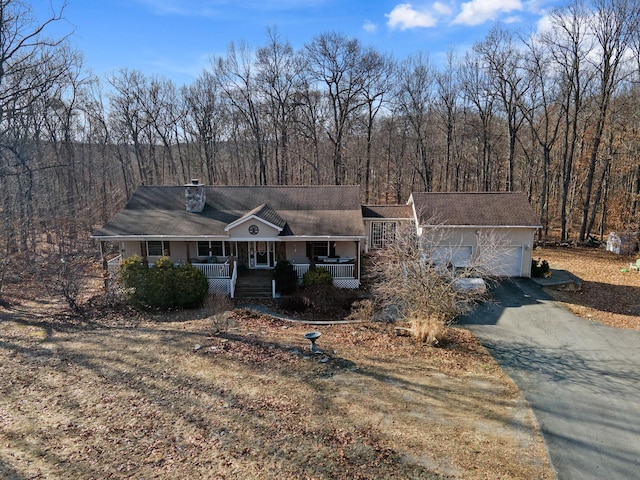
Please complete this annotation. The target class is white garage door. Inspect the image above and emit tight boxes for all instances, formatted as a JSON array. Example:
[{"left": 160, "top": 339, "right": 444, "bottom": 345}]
[
  {"left": 432, "top": 246, "right": 473, "bottom": 268},
  {"left": 491, "top": 246, "right": 523, "bottom": 277}
]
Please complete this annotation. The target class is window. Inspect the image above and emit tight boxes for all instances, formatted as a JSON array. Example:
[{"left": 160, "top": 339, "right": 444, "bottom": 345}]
[
  {"left": 197, "top": 241, "right": 226, "bottom": 257},
  {"left": 147, "top": 241, "right": 170, "bottom": 256},
  {"left": 371, "top": 222, "right": 397, "bottom": 249},
  {"left": 307, "top": 241, "right": 336, "bottom": 259}
]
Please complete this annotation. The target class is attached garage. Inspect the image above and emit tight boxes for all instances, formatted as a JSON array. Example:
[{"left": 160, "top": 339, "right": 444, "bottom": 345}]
[{"left": 408, "top": 192, "right": 541, "bottom": 278}]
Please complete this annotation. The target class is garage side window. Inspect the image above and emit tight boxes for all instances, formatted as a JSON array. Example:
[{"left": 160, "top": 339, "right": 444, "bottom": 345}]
[{"left": 371, "top": 221, "right": 397, "bottom": 249}]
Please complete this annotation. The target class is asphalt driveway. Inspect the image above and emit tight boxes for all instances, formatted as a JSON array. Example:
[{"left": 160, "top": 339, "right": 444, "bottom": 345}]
[{"left": 459, "top": 278, "right": 640, "bottom": 480}]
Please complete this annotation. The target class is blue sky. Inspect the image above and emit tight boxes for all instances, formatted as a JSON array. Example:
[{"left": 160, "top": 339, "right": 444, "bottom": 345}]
[{"left": 32, "top": 0, "right": 563, "bottom": 86}]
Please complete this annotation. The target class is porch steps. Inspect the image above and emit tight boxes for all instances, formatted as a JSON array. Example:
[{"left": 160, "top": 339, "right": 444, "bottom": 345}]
[{"left": 234, "top": 270, "right": 273, "bottom": 299}]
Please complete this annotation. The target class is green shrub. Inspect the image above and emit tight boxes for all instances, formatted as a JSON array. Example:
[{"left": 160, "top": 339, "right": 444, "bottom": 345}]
[
  {"left": 119, "top": 255, "right": 149, "bottom": 307},
  {"left": 531, "top": 258, "right": 550, "bottom": 278},
  {"left": 303, "top": 267, "right": 333, "bottom": 287},
  {"left": 145, "top": 256, "right": 175, "bottom": 309},
  {"left": 118, "top": 256, "right": 208, "bottom": 309},
  {"left": 173, "top": 264, "right": 209, "bottom": 308},
  {"left": 274, "top": 260, "right": 298, "bottom": 294}
]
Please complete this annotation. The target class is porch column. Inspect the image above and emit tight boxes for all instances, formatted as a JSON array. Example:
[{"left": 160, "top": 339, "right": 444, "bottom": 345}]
[
  {"left": 354, "top": 240, "right": 360, "bottom": 280},
  {"left": 100, "top": 241, "right": 108, "bottom": 272},
  {"left": 140, "top": 241, "right": 148, "bottom": 266},
  {"left": 185, "top": 242, "right": 191, "bottom": 264},
  {"left": 101, "top": 241, "right": 109, "bottom": 291}
]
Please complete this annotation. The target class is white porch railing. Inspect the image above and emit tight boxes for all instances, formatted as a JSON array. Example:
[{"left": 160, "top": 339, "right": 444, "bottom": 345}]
[
  {"left": 205, "top": 262, "right": 237, "bottom": 297},
  {"left": 230, "top": 261, "right": 238, "bottom": 298},
  {"left": 107, "top": 257, "right": 235, "bottom": 295},
  {"left": 192, "top": 262, "right": 230, "bottom": 278},
  {"left": 292, "top": 263, "right": 358, "bottom": 289},
  {"left": 292, "top": 263, "right": 310, "bottom": 279}
]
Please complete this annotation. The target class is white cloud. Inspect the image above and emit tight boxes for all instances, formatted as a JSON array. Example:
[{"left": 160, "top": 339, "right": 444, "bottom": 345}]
[
  {"left": 504, "top": 15, "right": 522, "bottom": 24},
  {"left": 453, "top": 0, "right": 523, "bottom": 26},
  {"left": 433, "top": 2, "right": 453, "bottom": 16},
  {"left": 363, "top": 20, "right": 379, "bottom": 33},
  {"left": 386, "top": 3, "right": 438, "bottom": 30}
]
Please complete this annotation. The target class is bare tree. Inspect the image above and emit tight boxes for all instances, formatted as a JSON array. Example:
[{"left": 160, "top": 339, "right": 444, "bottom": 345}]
[
  {"left": 215, "top": 41, "right": 268, "bottom": 185},
  {"left": 181, "top": 70, "right": 224, "bottom": 184},
  {"left": 540, "top": 1, "right": 595, "bottom": 242},
  {"left": 395, "top": 52, "right": 436, "bottom": 191},
  {"left": 108, "top": 69, "right": 155, "bottom": 184},
  {"left": 256, "top": 26, "right": 306, "bottom": 185},
  {"left": 291, "top": 81, "right": 327, "bottom": 184},
  {"left": 370, "top": 222, "right": 501, "bottom": 344},
  {"left": 304, "top": 32, "right": 368, "bottom": 185},
  {"left": 459, "top": 51, "right": 498, "bottom": 191},
  {"left": 0, "top": 0, "right": 76, "bottom": 301},
  {"left": 578, "top": 0, "right": 638, "bottom": 241},
  {"left": 434, "top": 48, "right": 462, "bottom": 191},
  {"left": 521, "top": 35, "right": 563, "bottom": 238},
  {"left": 474, "top": 25, "right": 529, "bottom": 192},
  {"left": 359, "top": 48, "right": 394, "bottom": 202}
]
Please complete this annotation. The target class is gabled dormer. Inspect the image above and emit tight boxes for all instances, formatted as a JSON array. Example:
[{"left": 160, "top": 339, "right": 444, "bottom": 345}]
[{"left": 225, "top": 203, "right": 286, "bottom": 238}]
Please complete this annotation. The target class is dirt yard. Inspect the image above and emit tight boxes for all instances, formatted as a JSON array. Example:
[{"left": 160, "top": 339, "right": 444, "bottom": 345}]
[
  {"left": 534, "top": 246, "right": 640, "bottom": 330},
  {"left": 0, "top": 278, "right": 554, "bottom": 479}
]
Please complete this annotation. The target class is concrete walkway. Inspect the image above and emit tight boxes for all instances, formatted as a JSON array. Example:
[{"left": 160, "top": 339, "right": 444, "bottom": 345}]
[{"left": 459, "top": 279, "right": 640, "bottom": 480}]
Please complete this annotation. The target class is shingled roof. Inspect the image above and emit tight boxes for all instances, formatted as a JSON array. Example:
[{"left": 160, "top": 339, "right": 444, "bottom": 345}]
[
  {"left": 229, "top": 203, "right": 287, "bottom": 231},
  {"left": 409, "top": 192, "right": 540, "bottom": 227},
  {"left": 93, "top": 185, "right": 366, "bottom": 239},
  {"left": 362, "top": 205, "right": 413, "bottom": 219}
]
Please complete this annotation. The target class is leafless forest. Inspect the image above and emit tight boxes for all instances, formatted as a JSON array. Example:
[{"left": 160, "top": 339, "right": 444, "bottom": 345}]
[{"left": 2, "top": 0, "right": 640, "bottom": 266}]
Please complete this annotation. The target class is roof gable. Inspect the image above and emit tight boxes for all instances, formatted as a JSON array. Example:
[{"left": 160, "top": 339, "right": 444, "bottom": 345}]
[
  {"left": 225, "top": 204, "right": 286, "bottom": 232},
  {"left": 409, "top": 192, "right": 540, "bottom": 228}
]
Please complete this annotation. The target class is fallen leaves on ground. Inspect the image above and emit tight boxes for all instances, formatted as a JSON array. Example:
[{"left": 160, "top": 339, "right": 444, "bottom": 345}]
[
  {"left": 0, "top": 285, "right": 553, "bottom": 480},
  {"left": 536, "top": 246, "right": 640, "bottom": 329}
]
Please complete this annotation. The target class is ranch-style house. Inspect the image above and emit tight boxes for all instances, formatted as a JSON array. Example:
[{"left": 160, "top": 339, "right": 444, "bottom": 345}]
[{"left": 92, "top": 181, "right": 540, "bottom": 297}]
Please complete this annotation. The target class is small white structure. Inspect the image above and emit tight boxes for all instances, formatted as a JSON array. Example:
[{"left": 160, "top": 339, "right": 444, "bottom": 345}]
[{"left": 606, "top": 232, "right": 638, "bottom": 255}]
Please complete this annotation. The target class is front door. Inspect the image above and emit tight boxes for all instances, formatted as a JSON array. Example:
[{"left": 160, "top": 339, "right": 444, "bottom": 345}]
[{"left": 253, "top": 241, "right": 273, "bottom": 268}]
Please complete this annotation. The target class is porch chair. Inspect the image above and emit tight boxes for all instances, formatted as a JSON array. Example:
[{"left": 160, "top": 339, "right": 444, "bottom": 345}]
[{"left": 629, "top": 259, "right": 640, "bottom": 272}]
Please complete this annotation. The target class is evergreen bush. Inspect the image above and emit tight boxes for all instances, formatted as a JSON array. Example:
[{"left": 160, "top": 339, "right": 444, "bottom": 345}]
[
  {"left": 173, "top": 264, "right": 209, "bottom": 308},
  {"left": 145, "top": 256, "right": 175, "bottom": 309},
  {"left": 303, "top": 267, "right": 333, "bottom": 287},
  {"left": 119, "top": 255, "right": 149, "bottom": 307},
  {"left": 274, "top": 260, "right": 298, "bottom": 294},
  {"left": 531, "top": 258, "right": 550, "bottom": 278},
  {"left": 118, "top": 255, "right": 208, "bottom": 309}
]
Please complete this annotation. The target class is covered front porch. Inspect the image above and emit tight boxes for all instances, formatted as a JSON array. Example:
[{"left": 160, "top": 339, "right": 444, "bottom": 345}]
[{"left": 103, "top": 237, "right": 362, "bottom": 297}]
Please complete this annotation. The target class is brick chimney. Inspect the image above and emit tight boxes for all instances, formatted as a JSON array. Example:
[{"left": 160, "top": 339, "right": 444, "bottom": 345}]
[{"left": 185, "top": 179, "right": 206, "bottom": 213}]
